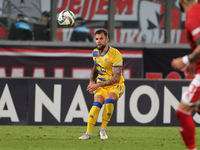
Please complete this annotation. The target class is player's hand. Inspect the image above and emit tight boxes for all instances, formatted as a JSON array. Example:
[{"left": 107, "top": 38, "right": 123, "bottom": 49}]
[
  {"left": 171, "top": 57, "right": 185, "bottom": 70},
  {"left": 181, "top": 63, "right": 196, "bottom": 77},
  {"left": 87, "top": 80, "right": 95, "bottom": 92},
  {"left": 86, "top": 83, "right": 101, "bottom": 93},
  {"left": 89, "top": 80, "right": 95, "bottom": 85}
]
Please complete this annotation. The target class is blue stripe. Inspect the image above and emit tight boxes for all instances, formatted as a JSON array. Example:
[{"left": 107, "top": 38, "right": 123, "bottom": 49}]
[
  {"left": 105, "top": 99, "right": 115, "bottom": 104},
  {"left": 98, "top": 77, "right": 106, "bottom": 81},
  {"left": 112, "top": 66, "right": 122, "bottom": 67},
  {"left": 93, "top": 102, "right": 102, "bottom": 108},
  {"left": 93, "top": 51, "right": 99, "bottom": 57}
]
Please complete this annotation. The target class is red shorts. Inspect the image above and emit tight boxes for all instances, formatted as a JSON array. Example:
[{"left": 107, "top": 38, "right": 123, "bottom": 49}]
[{"left": 182, "top": 74, "right": 200, "bottom": 106}]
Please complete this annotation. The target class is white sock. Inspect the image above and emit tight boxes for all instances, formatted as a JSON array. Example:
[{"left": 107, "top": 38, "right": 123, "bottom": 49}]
[
  {"left": 86, "top": 132, "right": 92, "bottom": 136},
  {"left": 100, "top": 127, "right": 105, "bottom": 131}
]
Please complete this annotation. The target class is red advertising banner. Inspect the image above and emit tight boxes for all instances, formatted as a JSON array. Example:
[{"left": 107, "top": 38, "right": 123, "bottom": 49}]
[
  {"left": 57, "top": 0, "right": 188, "bottom": 44},
  {"left": 0, "top": 0, "right": 188, "bottom": 43}
]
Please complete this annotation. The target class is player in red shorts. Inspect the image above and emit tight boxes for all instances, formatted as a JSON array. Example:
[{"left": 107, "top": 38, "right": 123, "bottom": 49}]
[{"left": 171, "top": 0, "right": 200, "bottom": 150}]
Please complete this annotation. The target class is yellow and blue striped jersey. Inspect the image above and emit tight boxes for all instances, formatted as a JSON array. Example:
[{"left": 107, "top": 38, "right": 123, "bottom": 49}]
[{"left": 92, "top": 46, "right": 124, "bottom": 85}]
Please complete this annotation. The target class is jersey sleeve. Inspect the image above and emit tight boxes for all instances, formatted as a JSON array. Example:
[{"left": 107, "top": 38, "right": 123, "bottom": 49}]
[
  {"left": 112, "top": 50, "right": 123, "bottom": 67},
  {"left": 185, "top": 18, "right": 200, "bottom": 42}
]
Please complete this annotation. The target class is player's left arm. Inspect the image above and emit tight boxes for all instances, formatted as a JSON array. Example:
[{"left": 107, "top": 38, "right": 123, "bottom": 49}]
[{"left": 100, "top": 66, "right": 122, "bottom": 87}]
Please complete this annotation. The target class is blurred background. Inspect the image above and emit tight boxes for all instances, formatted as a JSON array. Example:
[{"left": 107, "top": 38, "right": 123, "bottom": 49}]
[
  {"left": 1, "top": 0, "right": 200, "bottom": 126},
  {"left": 0, "top": 0, "right": 193, "bottom": 43},
  {"left": 0, "top": 0, "right": 199, "bottom": 79}
]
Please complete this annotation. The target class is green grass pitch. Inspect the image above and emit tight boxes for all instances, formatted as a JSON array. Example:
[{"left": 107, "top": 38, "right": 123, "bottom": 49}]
[{"left": 0, "top": 126, "right": 199, "bottom": 150}]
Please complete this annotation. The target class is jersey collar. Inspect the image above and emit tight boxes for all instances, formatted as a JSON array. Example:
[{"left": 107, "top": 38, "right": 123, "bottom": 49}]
[{"left": 99, "top": 46, "right": 110, "bottom": 57}]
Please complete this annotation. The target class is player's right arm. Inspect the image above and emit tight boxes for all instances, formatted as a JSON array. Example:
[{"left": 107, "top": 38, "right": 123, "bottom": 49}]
[
  {"left": 86, "top": 64, "right": 98, "bottom": 93},
  {"left": 171, "top": 23, "right": 200, "bottom": 70},
  {"left": 90, "top": 63, "right": 98, "bottom": 83},
  {"left": 171, "top": 42, "right": 200, "bottom": 70},
  {"left": 172, "top": 17, "right": 200, "bottom": 70}
]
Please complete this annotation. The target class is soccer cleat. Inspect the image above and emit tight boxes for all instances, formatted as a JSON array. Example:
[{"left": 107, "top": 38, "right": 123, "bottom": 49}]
[
  {"left": 99, "top": 129, "right": 108, "bottom": 139},
  {"left": 78, "top": 133, "right": 91, "bottom": 139}
]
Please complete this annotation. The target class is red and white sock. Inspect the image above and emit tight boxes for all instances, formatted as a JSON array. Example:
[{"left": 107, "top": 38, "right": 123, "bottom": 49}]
[{"left": 175, "top": 108, "right": 196, "bottom": 150}]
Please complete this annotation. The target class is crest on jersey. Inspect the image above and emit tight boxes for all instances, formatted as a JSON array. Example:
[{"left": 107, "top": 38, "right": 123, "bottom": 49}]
[
  {"left": 104, "top": 58, "right": 109, "bottom": 63},
  {"left": 117, "top": 85, "right": 122, "bottom": 91}
]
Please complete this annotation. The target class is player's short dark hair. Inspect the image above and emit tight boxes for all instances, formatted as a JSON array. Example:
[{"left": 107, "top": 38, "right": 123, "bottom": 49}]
[{"left": 95, "top": 29, "right": 108, "bottom": 38}]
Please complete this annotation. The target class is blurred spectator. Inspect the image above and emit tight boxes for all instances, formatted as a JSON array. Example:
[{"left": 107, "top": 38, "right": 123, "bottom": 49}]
[
  {"left": 8, "top": 14, "right": 32, "bottom": 40},
  {"left": 33, "top": 11, "right": 50, "bottom": 41},
  {"left": 41, "top": 11, "right": 50, "bottom": 26},
  {"left": 70, "top": 17, "right": 93, "bottom": 42}
]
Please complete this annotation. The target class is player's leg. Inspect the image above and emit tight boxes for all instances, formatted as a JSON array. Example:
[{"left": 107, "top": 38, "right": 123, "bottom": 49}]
[
  {"left": 101, "top": 92, "right": 117, "bottom": 128},
  {"left": 87, "top": 95, "right": 104, "bottom": 134},
  {"left": 99, "top": 92, "right": 117, "bottom": 139},
  {"left": 176, "top": 103, "right": 196, "bottom": 150},
  {"left": 79, "top": 95, "right": 104, "bottom": 139},
  {"left": 79, "top": 88, "right": 106, "bottom": 139},
  {"left": 100, "top": 84, "right": 124, "bottom": 139},
  {"left": 175, "top": 74, "right": 200, "bottom": 149}
]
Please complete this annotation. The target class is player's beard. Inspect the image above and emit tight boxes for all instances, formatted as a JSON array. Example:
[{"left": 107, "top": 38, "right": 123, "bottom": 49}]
[{"left": 97, "top": 44, "right": 106, "bottom": 51}]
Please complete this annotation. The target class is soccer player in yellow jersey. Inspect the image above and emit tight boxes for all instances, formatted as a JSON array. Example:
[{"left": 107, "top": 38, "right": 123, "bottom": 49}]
[{"left": 79, "top": 29, "right": 125, "bottom": 140}]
